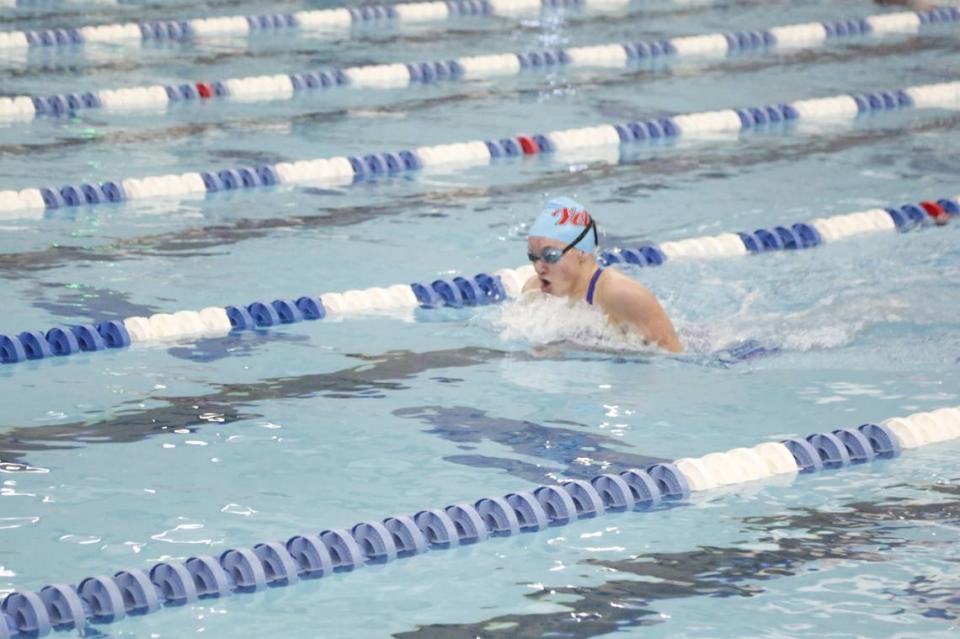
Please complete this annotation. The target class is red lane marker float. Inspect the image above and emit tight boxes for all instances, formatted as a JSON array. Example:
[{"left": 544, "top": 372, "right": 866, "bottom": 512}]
[
  {"left": 920, "top": 200, "right": 950, "bottom": 226},
  {"left": 516, "top": 135, "right": 538, "bottom": 155},
  {"left": 196, "top": 82, "right": 214, "bottom": 99}
]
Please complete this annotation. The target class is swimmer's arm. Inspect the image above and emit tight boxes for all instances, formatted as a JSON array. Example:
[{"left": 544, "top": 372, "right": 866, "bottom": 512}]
[{"left": 602, "top": 282, "right": 684, "bottom": 353}]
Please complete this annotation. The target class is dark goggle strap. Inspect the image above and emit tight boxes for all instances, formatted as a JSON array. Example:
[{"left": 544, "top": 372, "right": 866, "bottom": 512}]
[{"left": 562, "top": 218, "right": 598, "bottom": 255}]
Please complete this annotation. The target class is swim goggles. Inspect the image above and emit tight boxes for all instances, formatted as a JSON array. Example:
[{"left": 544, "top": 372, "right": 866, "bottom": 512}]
[{"left": 527, "top": 219, "right": 598, "bottom": 264}]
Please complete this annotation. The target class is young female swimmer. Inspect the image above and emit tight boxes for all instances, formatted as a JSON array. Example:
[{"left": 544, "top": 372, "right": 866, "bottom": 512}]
[{"left": 522, "top": 196, "right": 684, "bottom": 353}]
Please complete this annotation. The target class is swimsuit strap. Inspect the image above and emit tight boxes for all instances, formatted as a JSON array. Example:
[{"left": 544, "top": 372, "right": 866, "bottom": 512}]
[{"left": 585, "top": 267, "right": 604, "bottom": 305}]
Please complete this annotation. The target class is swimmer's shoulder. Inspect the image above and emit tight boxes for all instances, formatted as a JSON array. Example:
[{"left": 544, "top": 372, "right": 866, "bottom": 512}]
[
  {"left": 596, "top": 268, "right": 657, "bottom": 305},
  {"left": 596, "top": 268, "right": 684, "bottom": 353}
]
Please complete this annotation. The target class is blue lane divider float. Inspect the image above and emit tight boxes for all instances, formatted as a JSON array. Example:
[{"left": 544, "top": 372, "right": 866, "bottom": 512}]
[
  {"left": 3, "top": 8, "right": 958, "bottom": 121},
  {"left": 0, "top": 194, "right": 955, "bottom": 369},
  {"left": 1, "top": 79, "right": 959, "bottom": 215},
  {"left": 2, "top": 406, "right": 958, "bottom": 637}
]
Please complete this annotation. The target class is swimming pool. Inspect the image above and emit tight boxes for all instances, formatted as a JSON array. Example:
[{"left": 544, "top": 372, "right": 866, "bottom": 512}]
[{"left": 1, "top": 0, "right": 959, "bottom": 636}]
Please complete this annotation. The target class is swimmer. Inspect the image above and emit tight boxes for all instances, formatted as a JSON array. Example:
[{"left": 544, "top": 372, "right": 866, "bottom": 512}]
[{"left": 522, "top": 196, "right": 684, "bottom": 353}]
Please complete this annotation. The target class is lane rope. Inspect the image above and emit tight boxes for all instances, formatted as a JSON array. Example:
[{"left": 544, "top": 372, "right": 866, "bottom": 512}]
[
  {"left": 0, "top": 79, "right": 958, "bottom": 216},
  {"left": 1, "top": 10, "right": 956, "bottom": 121},
  {"left": 1, "top": 404, "right": 957, "bottom": 637},
  {"left": 0, "top": 0, "right": 638, "bottom": 54}
]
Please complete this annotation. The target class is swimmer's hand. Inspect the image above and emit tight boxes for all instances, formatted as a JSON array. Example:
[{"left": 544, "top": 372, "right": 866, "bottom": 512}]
[
  {"left": 531, "top": 343, "right": 567, "bottom": 358},
  {"left": 522, "top": 275, "right": 543, "bottom": 294}
]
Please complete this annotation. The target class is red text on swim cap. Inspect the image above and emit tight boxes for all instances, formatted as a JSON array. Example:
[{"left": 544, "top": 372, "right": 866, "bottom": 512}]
[{"left": 551, "top": 208, "right": 591, "bottom": 226}]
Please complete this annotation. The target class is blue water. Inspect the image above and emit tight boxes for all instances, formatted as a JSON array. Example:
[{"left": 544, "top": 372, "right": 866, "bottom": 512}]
[{"left": 1, "top": 0, "right": 960, "bottom": 637}]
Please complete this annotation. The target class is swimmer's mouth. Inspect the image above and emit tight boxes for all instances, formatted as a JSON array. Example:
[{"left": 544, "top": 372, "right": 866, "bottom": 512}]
[{"left": 539, "top": 278, "right": 552, "bottom": 292}]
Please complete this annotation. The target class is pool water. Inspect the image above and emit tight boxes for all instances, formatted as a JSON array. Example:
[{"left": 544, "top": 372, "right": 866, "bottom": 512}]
[{"left": 1, "top": 0, "right": 959, "bottom": 637}]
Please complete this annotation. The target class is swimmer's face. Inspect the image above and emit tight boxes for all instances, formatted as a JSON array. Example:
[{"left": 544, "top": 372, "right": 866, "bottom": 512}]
[{"left": 527, "top": 236, "right": 587, "bottom": 296}]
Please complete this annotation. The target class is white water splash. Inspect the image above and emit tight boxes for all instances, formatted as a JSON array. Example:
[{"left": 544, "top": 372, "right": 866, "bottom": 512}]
[
  {"left": 488, "top": 280, "right": 912, "bottom": 359},
  {"left": 683, "top": 288, "right": 912, "bottom": 354},
  {"left": 489, "top": 293, "right": 658, "bottom": 354}
]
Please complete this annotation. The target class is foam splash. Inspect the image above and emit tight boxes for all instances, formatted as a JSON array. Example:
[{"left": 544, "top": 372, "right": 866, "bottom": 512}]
[
  {"left": 489, "top": 293, "right": 659, "bottom": 354},
  {"left": 488, "top": 279, "right": 911, "bottom": 361},
  {"left": 684, "top": 289, "right": 911, "bottom": 355}
]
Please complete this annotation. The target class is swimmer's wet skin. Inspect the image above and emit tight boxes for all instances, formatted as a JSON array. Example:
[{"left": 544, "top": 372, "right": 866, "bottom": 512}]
[{"left": 523, "top": 196, "right": 684, "bottom": 353}]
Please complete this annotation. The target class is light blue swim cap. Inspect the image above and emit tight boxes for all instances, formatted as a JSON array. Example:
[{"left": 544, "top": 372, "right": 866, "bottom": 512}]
[{"left": 527, "top": 196, "right": 597, "bottom": 252}]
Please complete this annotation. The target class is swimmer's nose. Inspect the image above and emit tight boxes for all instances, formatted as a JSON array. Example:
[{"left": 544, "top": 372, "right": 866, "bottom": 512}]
[{"left": 534, "top": 260, "right": 549, "bottom": 276}]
